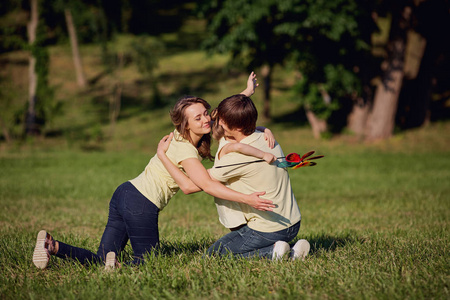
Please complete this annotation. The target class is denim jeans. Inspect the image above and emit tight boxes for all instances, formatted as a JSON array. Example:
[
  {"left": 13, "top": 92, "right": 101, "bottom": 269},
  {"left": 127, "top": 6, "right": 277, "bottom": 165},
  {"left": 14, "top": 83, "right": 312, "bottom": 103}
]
[
  {"left": 56, "top": 182, "right": 160, "bottom": 265},
  {"left": 206, "top": 221, "right": 300, "bottom": 259}
]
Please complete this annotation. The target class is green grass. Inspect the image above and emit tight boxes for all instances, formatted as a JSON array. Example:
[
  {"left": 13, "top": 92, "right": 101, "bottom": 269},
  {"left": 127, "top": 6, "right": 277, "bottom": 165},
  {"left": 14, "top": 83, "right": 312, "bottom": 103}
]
[{"left": 0, "top": 121, "right": 449, "bottom": 299}]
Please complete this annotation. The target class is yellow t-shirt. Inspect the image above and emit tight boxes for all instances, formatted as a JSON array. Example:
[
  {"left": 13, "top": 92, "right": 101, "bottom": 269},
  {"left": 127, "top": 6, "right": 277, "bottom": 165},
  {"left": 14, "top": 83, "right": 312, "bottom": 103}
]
[
  {"left": 209, "top": 132, "right": 301, "bottom": 232},
  {"left": 214, "top": 137, "right": 247, "bottom": 229},
  {"left": 129, "top": 130, "right": 201, "bottom": 210}
]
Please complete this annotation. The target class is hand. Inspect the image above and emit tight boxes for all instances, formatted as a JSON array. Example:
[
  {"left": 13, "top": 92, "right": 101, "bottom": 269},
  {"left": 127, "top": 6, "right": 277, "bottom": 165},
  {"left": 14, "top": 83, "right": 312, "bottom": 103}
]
[
  {"left": 263, "top": 152, "right": 277, "bottom": 164},
  {"left": 241, "top": 71, "right": 259, "bottom": 97},
  {"left": 246, "top": 192, "right": 275, "bottom": 211},
  {"left": 157, "top": 132, "right": 173, "bottom": 158},
  {"left": 263, "top": 128, "right": 275, "bottom": 149}
]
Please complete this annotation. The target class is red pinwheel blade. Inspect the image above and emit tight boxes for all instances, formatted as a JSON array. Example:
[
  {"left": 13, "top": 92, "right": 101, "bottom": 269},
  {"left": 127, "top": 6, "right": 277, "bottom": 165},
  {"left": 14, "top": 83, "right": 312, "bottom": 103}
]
[
  {"left": 292, "top": 161, "right": 317, "bottom": 169},
  {"left": 286, "top": 153, "right": 301, "bottom": 163},
  {"left": 292, "top": 161, "right": 309, "bottom": 169},
  {"left": 301, "top": 151, "right": 315, "bottom": 160}
]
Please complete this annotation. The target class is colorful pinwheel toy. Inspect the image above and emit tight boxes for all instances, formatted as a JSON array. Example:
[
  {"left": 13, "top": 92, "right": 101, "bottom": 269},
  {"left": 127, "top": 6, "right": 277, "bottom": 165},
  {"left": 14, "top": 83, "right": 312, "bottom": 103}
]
[
  {"left": 215, "top": 150, "right": 324, "bottom": 169},
  {"left": 277, "top": 151, "right": 324, "bottom": 169}
]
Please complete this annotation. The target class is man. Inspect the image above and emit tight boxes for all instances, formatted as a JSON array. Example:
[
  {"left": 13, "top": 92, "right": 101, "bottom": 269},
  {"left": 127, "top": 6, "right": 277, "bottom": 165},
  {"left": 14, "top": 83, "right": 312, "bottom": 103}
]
[{"left": 208, "top": 94, "right": 310, "bottom": 260}]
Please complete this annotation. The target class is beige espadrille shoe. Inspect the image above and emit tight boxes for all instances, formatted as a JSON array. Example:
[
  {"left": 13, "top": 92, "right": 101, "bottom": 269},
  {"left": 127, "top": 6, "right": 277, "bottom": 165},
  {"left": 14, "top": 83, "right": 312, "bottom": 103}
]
[
  {"left": 104, "top": 251, "right": 116, "bottom": 271},
  {"left": 32, "top": 230, "right": 50, "bottom": 269}
]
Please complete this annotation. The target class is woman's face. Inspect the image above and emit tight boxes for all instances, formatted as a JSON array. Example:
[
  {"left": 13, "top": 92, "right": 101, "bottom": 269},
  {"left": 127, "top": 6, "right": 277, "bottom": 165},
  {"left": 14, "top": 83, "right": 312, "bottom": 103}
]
[{"left": 185, "top": 103, "right": 211, "bottom": 137}]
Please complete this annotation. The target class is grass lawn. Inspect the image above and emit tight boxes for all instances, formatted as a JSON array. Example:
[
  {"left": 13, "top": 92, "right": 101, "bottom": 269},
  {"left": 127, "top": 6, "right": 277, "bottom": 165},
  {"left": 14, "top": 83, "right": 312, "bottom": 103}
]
[
  {"left": 0, "top": 28, "right": 449, "bottom": 298},
  {"left": 0, "top": 120, "right": 449, "bottom": 299}
]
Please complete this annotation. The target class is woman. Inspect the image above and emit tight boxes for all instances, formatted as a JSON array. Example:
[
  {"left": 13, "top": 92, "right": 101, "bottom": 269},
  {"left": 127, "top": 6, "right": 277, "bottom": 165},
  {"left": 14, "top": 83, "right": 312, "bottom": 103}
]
[{"left": 32, "top": 74, "right": 276, "bottom": 269}]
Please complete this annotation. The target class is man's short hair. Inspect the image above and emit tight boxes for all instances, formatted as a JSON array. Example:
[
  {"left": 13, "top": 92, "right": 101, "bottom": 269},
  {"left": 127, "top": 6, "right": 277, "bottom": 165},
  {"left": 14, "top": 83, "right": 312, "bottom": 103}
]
[{"left": 216, "top": 94, "right": 257, "bottom": 136}]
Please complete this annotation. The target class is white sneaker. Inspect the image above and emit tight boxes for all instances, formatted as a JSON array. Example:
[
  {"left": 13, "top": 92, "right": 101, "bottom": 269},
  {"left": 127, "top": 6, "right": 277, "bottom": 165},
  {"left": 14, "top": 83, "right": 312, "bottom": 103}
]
[
  {"left": 272, "top": 241, "right": 291, "bottom": 261},
  {"left": 291, "top": 239, "right": 310, "bottom": 261},
  {"left": 105, "top": 251, "right": 116, "bottom": 271},
  {"left": 32, "top": 230, "right": 50, "bottom": 269}
]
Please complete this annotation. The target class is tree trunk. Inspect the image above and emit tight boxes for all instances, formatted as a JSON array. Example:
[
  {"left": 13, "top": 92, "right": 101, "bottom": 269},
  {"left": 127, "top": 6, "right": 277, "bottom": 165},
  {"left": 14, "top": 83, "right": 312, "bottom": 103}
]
[
  {"left": 25, "top": 0, "right": 39, "bottom": 135},
  {"left": 305, "top": 108, "right": 327, "bottom": 139},
  {"left": 260, "top": 64, "right": 272, "bottom": 121},
  {"left": 397, "top": 0, "right": 449, "bottom": 128},
  {"left": 65, "top": 9, "right": 87, "bottom": 88},
  {"left": 365, "top": 5, "right": 412, "bottom": 141},
  {"left": 347, "top": 97, "right": 370, "bottom": 137}
]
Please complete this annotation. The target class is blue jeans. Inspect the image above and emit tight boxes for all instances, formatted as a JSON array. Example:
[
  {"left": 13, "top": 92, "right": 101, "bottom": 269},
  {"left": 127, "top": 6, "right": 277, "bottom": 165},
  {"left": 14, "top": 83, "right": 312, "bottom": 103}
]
[
  {"left": 56, "top": 182, "right": 160, "bottom": 265},
  {"left": 206, "top": 221, "right": 300, "bottom": 259}
]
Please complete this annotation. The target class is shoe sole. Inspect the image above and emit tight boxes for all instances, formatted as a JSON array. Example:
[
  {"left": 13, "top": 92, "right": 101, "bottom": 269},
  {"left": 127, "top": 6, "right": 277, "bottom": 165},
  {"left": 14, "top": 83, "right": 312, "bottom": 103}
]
[
  {"left": 33, "top": 230, "right": 49, "bottom": 269},
  {"left": 292, "top": 239, "right": 310, "bottom": 261},
  {"left": 105, "top": 252, "right": 116, "bottom": 271}
]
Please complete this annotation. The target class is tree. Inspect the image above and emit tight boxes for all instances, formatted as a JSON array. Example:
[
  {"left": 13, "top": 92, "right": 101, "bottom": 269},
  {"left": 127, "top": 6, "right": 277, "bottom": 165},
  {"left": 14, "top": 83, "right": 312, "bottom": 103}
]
[
  {"left": 364, "top": 1, "right": 413, "bottom": 141},
  {"left": 396, "top": 0, "right": 450, "bottom": 128},
  {"left": 23, "top": 0, "right": 58, "bottom": 137},
  {"left": 201, "top": 0, "right": 374, "bottom": 138},
  {"left": 200, "top": 0, "right": 297, "bottom": 120},
  {"left": 64, "top": 8, "right": 86, "bottom": 88},
  {"left": 25, "top": 0, "right": 39, "bottom": 135}
]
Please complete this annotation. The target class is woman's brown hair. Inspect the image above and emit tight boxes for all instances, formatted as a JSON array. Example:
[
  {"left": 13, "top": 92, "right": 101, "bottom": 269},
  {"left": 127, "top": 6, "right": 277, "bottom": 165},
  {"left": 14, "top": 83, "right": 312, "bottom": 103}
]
[{"left": 170, "top": 96, "right": 213, "bottom": 160}]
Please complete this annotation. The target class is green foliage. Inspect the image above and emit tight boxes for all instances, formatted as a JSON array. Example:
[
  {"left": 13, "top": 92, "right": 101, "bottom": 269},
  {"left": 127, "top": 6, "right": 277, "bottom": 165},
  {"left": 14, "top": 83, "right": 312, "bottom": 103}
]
[
  {"left": 0, "top": 0, "right": 27, "bottom": 52},
  {"left": 130, "top": 35, "right": 165, "bottom": 80},
  {"left": 293, "top": 64, "right": 361, "bottom": 120},
  {"left": 201, "top": 0, "right": 375, "bottom": 127}
]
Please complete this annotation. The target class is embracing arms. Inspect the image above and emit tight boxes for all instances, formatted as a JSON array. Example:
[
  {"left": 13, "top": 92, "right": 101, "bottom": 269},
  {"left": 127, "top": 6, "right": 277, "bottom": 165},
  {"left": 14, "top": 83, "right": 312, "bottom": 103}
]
[{"left": 157, "top": 133, "right": 275, "bottom": 211}]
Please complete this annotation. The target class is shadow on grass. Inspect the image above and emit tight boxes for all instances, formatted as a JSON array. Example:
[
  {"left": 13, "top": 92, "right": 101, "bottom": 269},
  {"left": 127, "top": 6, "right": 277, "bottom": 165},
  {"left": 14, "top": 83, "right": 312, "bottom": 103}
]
[
  {"left": 272, "top": 106, "right": 309, "bottom": 128},
  {"left": 158, "top": 238, "right": 214, "bottom": 256},
  {"left": 157, "top": 232, "right": 363, "bottom": 258},
  {"left": 292, "top": 232, "right": 363, "bottom": 255}
]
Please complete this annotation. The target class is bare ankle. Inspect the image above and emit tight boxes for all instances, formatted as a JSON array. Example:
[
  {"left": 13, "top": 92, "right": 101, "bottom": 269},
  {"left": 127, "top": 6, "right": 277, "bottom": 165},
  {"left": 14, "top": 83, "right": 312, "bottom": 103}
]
[{"left": 54, "top": 241, "right": 59, "bottom": 255}]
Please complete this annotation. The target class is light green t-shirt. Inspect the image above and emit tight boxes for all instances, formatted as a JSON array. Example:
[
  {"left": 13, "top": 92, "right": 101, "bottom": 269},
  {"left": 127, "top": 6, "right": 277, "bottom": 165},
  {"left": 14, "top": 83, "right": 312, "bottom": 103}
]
[
  {"left": 129, "top": 130, "right": 201, "bottom": 210},
  {"left": 210, "top": 132, "right": 301, "bottom": 232}
]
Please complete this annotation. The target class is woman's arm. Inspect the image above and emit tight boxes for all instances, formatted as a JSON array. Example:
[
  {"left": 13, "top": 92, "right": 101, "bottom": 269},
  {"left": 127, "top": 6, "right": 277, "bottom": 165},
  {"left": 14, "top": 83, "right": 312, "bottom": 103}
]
[
  {"left": 256, "top": 126, "right": 275, "bottom": 149},
  {"left": 157, "top": 133, "right": 202, "bottom": 195},
  {"left": 240, "top": 72, "right": 258, "bottom": 97},
  {"left": 181, "top": 157, "right": 274, "bottom": 211},
  {"left": 219, "top": 143, "right": 276, "bottom": 163},
  {"left": 157, "top": 133, "right": 275, "bottom": 211}
]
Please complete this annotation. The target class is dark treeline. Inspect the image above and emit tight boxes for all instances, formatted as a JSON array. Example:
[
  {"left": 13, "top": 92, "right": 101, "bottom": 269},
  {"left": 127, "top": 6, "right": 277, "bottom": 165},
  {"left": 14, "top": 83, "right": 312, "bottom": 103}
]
[{"left": 0, "top": 0, "right": 449, "bottom": 142}]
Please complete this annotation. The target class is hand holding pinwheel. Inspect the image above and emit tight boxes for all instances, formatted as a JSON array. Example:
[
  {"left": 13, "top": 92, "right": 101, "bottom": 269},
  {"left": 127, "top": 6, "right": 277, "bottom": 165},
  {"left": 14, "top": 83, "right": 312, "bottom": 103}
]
[
  {"left": 277, "top": 151, "right": 324, "bottom": 169},
  {"left": 215, "top": 150, "right": 324, "bottom": 169}
]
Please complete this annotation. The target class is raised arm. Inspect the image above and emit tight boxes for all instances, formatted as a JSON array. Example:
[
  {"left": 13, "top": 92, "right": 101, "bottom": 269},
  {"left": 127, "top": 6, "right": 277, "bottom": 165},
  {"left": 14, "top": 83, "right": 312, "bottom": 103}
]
[{"left": 240, "top": 72, "right": 258, "bottom": 97}]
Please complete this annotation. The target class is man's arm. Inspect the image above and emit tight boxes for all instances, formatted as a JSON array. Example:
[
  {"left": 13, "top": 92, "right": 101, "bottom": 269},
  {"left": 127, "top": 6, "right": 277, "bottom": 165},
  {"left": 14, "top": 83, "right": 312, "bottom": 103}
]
[
  {"left": 219, "top": 143, "right": 276, "bottom": 163},
  {"left": 157, "top": 133, "right": 275, "bottom": 211}
]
